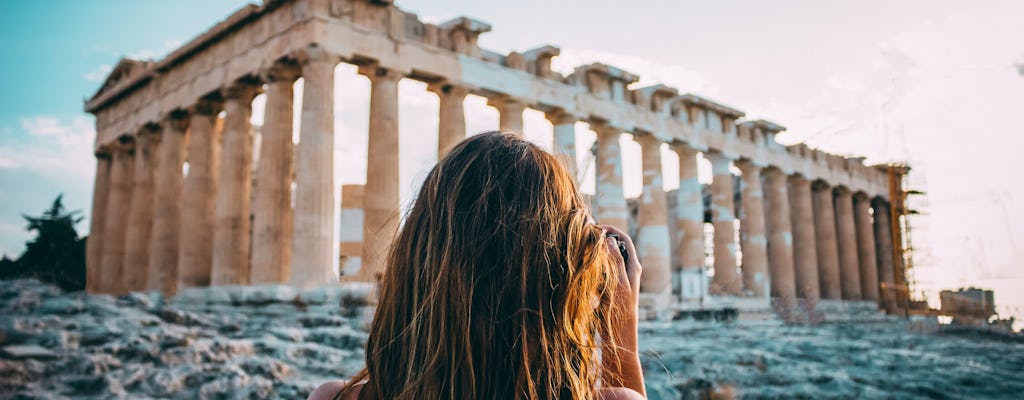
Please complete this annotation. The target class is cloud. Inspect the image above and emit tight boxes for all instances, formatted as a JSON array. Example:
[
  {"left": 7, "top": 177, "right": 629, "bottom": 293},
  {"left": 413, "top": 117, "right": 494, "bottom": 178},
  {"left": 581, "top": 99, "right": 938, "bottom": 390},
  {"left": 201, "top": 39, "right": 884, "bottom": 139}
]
[
  {"left": 551, "top": 48, "right": 723, "bottom": 97},
  {"left": 82, "top": 64, "right": 113, "bottom": 82},
  {"left": 0, "top": 116, "right": 96, "bottom": 181}
]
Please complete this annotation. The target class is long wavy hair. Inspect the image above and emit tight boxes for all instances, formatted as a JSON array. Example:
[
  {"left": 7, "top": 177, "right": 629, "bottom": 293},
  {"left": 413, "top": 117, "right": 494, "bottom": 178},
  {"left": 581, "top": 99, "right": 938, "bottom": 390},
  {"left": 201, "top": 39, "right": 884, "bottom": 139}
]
[{"left": 341, "top": 131, "right": 621, "bottom": 399}]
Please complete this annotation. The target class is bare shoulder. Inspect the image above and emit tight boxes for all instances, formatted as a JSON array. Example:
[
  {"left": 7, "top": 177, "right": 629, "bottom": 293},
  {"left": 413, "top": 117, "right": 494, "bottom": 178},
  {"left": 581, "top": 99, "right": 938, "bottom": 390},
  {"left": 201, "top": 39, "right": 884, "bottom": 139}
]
[
  {"left": 308, "top": 380, "right": 363, "bottom": 400},
  {"left": 597, "top": 387, "right": 646, "bottom": 400}
]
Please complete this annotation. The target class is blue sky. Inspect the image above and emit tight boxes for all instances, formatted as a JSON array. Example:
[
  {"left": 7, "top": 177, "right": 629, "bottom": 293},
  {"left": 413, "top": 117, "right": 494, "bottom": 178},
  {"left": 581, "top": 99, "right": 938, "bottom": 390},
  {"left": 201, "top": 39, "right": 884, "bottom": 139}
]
[{"left": 1, "top": 1, "right": 1023, "bottom": 321}]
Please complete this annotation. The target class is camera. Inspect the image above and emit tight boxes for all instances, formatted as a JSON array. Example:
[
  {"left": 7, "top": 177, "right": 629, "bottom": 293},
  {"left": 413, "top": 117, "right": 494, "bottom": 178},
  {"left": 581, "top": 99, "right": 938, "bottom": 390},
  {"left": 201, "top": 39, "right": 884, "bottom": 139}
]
[{"left": 607, "top": 233, "right": 629, "bottom": 260}]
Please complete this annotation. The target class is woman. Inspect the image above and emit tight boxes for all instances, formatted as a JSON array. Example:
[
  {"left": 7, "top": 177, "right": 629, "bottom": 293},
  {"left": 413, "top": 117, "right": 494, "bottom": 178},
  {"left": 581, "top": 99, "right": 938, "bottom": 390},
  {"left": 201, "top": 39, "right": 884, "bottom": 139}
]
[{"left": 310, "top": 131, "right": 645, "bottom": 400}]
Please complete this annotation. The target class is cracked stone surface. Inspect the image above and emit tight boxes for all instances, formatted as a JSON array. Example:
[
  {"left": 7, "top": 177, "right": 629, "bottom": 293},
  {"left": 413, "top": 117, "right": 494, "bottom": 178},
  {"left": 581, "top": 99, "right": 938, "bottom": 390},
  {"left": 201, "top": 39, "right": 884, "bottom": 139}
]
[{"left": 2, "top": 279, "right": 1022, "bottom": 399}]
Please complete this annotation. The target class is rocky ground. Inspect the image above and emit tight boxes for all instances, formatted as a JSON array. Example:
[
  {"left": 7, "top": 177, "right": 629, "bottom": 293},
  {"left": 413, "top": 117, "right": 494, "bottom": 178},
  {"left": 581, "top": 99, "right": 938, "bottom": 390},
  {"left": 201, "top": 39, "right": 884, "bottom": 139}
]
[{"left": 2, "top": 279, "right": 1022, "bottom": 399}]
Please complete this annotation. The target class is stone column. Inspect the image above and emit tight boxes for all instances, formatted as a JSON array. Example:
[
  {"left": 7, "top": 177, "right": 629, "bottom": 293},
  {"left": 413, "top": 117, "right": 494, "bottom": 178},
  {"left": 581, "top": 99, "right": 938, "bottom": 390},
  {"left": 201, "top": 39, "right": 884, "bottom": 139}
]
[
  {"left": 788, "top": 175, "right": 819, "bottom": 301},
  {"left": 339, "top": 184, "right": 365, "bottom": 278},
  {"left": 178, "top": 99, "right": 222, "bottom": 289},
  {"left": 211, "top": 81, "right": 260, "bottom": 286},
  {"left": 736, "top": 160, "right": 769, "bottom": 298},
  {"left": 812, "top": 181, "right": 842, "bottom": 300},
  {"left": 356, "top": 64, "right": 402, "bottom": 283},
  {"left": 673, "top": 144, "right": 706, "bottom": 301},
  {"left": 289, "top": 48, "right": 339, "bottom": 287},
  {"left": 764, "top": 168, "right": 796, "bottom": 301},
  {"left": 429, "top": 82, "right": 468, "bottom": 157},
  {"left": 592, "top": 123, "right": 628, "bottom": 229},
  {"left": 706, "top": 151, "right": 741, "bottom": 296},
  {"left": 99, "top": 139, "right": 134, "bottom": 293},
  {"left": 146, "top": 111, "right": 189, "bottom": 294},
  {"left": 546, "top": 110, "right": 577, "bottom": 180},
  {"left": 834, "top": 187, "right": 862, "bottom": 300},
  {"left": 873, "top": 198, "right": 898, "bottom": 313},
  {"left": 85, "top": 153, "right": 112, "bottom": 293},
  {"left": 122, "top": 126, "right": 159, "bottom": 292},
  {"left": 854, "top": 193, "right": 880, "bottom": 301},
  {"left": 634, "top": 133, "right": 671, "bottom": 295},
  {"left": 489, "top": 97, "right": 525, "bottom": 134},
  {"left": 252, "top": 63, "right": 300, "bottom": 285}
]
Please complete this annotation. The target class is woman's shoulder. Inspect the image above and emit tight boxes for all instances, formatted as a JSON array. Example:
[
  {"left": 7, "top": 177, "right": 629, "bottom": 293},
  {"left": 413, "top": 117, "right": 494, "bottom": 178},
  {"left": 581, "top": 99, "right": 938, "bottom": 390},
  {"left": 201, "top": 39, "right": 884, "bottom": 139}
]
[{"left": 307, "top": 380, "right": 363, "bottom": 400}]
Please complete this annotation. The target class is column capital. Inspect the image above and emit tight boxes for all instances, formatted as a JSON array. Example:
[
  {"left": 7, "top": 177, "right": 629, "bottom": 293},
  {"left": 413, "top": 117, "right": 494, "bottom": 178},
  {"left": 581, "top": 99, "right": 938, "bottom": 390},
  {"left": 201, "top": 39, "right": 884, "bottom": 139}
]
[
  {"left": 788, "top": 173, "right": 810, "bottom": 186},
  {"left": 544, "top": 108, "right": 577, "bottom": 125},
  {"left": 294, "top": 44, "right": 340, "bottom": 67},
  {"left": 670, "top": 141, "right": 699, "bottom": 158},
  {"left": 833, "top": 185, "right": 852, "bottom": 196},
  {"left": 590, "top": 121, "right": 621, "bottom": 140},
  {"left": 426, "top": 81, "right": 469, "bottom": 97},
  {"left": 632, "top": 131, "right": 662, "bottom": 148},
  {"left": 704, "top": 150, "right": 736, "bottom": 172},
  {"left": 222, "top": 79, "right": 261, "bottom": 103},
  {"left": 357, "top": 63, "right": 403, "bottom": 83},
  {"left": 114, "top": 134, "right": 136, "bottom": 152},
  {"left": 853, "top": 191, "right": 870, "bottom": 201},
  {"left": 811, "top": 179, "right": 831, "bottom": 192},
  {"left": 191, "top": 96, "right": 224, "bottom": 116},
  {"left": 734, "top": 158, "right": 763, "bottom": 174},
  {"left": 165, "top": 109, "right": 191, "bottom": 132},
  {"left": 486, "top": 96, "right": 526, "bottom": 111},
  {"left": 260, "top": 60, "right": 302, "bottom": 84}
]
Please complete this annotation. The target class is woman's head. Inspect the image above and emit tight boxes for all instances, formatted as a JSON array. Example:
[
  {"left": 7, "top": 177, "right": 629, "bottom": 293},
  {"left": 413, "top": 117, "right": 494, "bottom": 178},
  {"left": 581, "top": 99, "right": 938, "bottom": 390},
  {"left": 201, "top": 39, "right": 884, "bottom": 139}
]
[{"left": 357, "top": 131, "right": 619, "bottom": 400}]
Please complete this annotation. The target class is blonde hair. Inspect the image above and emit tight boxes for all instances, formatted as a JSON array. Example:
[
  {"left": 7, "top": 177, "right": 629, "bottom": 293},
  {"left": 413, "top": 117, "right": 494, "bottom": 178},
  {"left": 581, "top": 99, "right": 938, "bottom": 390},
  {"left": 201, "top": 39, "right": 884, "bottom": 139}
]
[{"left": 344, "top": 131, "right": 620, "bottom": 400}]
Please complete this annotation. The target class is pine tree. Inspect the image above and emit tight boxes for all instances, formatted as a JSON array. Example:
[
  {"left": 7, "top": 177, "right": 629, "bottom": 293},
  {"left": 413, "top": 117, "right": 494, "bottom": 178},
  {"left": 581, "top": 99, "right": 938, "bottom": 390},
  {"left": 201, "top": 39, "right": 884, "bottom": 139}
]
[{"left": 0, "top": 194, "right": 87, "bottom": 291}]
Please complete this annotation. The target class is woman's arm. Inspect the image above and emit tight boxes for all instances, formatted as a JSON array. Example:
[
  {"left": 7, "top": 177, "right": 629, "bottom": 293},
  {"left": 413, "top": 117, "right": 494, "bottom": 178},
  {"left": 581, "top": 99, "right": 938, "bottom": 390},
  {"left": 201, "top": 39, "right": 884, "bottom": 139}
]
[{"left": 599, "top": 225, "right": 646, "bottom": 399}]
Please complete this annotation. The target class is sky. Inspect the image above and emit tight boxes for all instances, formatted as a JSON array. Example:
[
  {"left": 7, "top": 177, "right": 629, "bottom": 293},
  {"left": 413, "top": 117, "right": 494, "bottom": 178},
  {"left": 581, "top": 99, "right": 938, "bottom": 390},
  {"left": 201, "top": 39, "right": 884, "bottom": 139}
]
[{"left": 0, "top": 0, "right": 1022, "bottom": 323}]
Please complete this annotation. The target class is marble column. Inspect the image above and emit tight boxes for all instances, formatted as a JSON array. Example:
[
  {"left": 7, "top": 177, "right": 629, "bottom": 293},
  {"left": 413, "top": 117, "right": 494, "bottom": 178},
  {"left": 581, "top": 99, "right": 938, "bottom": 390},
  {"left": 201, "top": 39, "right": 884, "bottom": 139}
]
[
  {"left": 430, "top": 82, "right": 468, "bottom": 157},
  {"left": 673, "top": 144, "right": 706, "bottom": 301},
  {"left": 706, "top": 151, "right": 741, "bottom": 296},
  {"left": 834, "top": 187, "right": 862, "bottom": 300},
  {"left": 546, "top": 110, "right": 577, "bottom": 180},
  {"left": 211, "top": 81, "right": 260, "bottom": 286},
  {"left": 737, "top": 160, "right": 769, "bottom": 298},
  {"left": 812, "top": 181, "right": 842, "bottom": 300},
  {"left": 338, "top": 184, "right": 365, "bottom": 278},
  {"left": 252, "top": 63, "right": 300, "bottom": 285},
  {"left": 146, "top": 112, "right": 189, "bottom": 294},
  {"left": 854, "top": 193, "right": 880, "bottom": 301},
  {"left": 290, "top": 49, "right": 339, "bottom": 287},
  {"left": 99, "top": 139, "right": 134, "bottom": 293},
  {"left": 873, "top": 198, "right": 898, "bottom": 313},
  {"left": 592, "top": 123, "right": 628, "bottom": 229},
  {"left": 178, "top": 99, "right": 222, "bottom": 289},
  {"left": 764, "top": 168, "right": 796, "bottom": 301},
  {"left": 85, "top": 153, "right": 111, "bottom": 293},
  {"left": 789, "top": 175, "right": 819, "bottom": 301},
  {"left": 489, "top": 97, "right": 525, "bottom": 134},
  {"left": 122, "top": 126, "right": 159, "bottom": 292},
  {"left": 634, "top": 133, "right": 671, "bottom": 295},
  {"left": 356, "top": 64, "right": 402, "bottom": 283}
]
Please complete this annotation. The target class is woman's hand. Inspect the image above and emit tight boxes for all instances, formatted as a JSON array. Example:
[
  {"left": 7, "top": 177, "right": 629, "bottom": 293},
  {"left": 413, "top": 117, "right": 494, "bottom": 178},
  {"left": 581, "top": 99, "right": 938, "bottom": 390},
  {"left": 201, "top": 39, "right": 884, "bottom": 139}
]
[{"left": 598, "top": 225, "right": 646, "bottom": 398}]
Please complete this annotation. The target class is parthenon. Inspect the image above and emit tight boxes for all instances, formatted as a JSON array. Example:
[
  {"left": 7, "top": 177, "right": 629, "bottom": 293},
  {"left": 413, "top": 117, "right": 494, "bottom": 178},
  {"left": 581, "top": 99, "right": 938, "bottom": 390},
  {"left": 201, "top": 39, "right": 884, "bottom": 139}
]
[{"left": 83, "top": 0, "right": 910, "bottom": 317}]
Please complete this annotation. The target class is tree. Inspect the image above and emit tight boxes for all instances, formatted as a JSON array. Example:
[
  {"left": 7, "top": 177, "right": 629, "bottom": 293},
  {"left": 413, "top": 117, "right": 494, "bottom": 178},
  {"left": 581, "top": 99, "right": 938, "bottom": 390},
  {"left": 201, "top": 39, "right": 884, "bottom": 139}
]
[{"left": 0, "top": 194, "right": 86, "bottom": 291}]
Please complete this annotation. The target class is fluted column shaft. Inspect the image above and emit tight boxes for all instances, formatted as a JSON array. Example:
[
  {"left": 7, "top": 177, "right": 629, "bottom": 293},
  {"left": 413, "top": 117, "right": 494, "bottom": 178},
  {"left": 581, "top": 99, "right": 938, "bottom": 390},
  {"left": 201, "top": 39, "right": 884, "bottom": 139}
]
[
  {"left": 812, "top": 181, "right": 842, "bottom": 300},
  {"left": 290, "top": 50, "right": 339, "bottom": 287},
  {"left": 356, "top": 64, "right": 402, "bottom": 283},
  {"left": 211, "top": 82, "right": 260, "bottom": 285},
  {"left": 873, "top": 199, "right": 898, "bottom": 313},
  {"left": 147, "top": 113, "right": 189, "bottom": 294},
  {"left": 854, "top": 194, "right": 880, "bottom": 301},
  {"left": 252, "top": 64, "right": 300, "bottom": 285},
  {"left": 546, "top": 111, "right": 577, "bottom": 180},
  {"left": 635, "top": 134, "right": 671, "bottom": 295},
  {"left": 100, "top": 141, "right": 134, "bottom": 293},
  {"left": 593, "top": 124, "right": 628, "bottom": 229},
  {"left": 122, "top": 128, "right": 159, "bottom": 292},
  {"left": 707, "top": 152, "right": 741, "bottom": 296},
  {"left": 673, "top": 145, "right": 705, "bottom": 300},
  {"left": 432, "top": 83, "right": 468, "bottom": 157},
  {"left": 86, "top": 154, "right": 112, "bottom": 293},
  {"left": 789, "top": 175, "right": 819, "bottom": 301},
  {"left": 737, "top": 160, "right": 769, "bottom": 297},
  {"left": 834, "top": 188, "right": 862, "bottom": 300},
  {"left": 764, "top": 168, "right": 796, "bottom": 300},
  {"left": 178, "top": 100, "right": 222, "bottom": 289},
  {"left": 490, "top": 98, "right": 525, "bottom": 133}
]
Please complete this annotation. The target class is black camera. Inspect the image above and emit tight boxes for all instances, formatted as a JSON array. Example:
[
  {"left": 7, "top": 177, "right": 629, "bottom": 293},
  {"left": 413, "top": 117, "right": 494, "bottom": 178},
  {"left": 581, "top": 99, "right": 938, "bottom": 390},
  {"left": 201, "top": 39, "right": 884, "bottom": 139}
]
[{"left": 607, "top": 233, "right": 628, "bottom": 260}]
